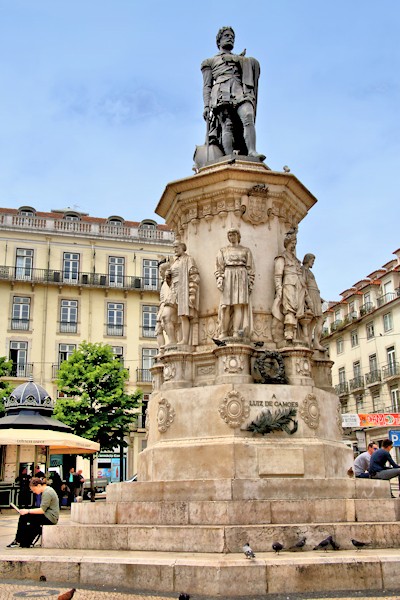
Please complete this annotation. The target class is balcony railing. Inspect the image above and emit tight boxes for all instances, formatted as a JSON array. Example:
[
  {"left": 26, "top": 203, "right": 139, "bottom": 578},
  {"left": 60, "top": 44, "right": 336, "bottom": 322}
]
[
  {"left": 377, "top": 292, "right": 396, "bottom": 308},
  {"left": 330, "top": 320, "right": 343, "bottom": 333},
  {"left": 335, "top": 382, "right": 349, "bottom": 396},
  {"left": 359, "top": 302, "right": 374, "bottom": 316},
  {"left": 136, "top": 368, "right": 152, "bottom": 383},
  {"left": 0, "top": 266, "right": 160, "bottom": 292},
  {"left": 0, "top": 213, "right": 175, "bottom": 244},
  {"left": 365, "top": 369, "right": 381, "bottom": 386},
  {"left": 10, "top": 363, "right": 33, "bottom": 378},
  {"left": 349, "top": 375, "right": 364, "bottom": 392},
  {"left": 106, "top": 324, "right": 125, "bottom": 337},
  {"left": 382, "top": 362, "right": 400, "bottom": 380},
  {"left": 10, "top": 318, "right": 30, "bottom": 331},
  {"left": 141, "top": 326, "right": 157, "bottom": 338},
  {"left": 59, "top": 321, "right": 78, "bottom": 334}
]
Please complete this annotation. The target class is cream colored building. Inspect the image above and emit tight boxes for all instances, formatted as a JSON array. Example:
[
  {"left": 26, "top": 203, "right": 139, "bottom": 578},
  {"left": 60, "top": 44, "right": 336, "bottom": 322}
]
[
  {"left": 322, "top": 248, "right": 400, "bottom": 451},
  {"left": 0, "top": 205, "right": 174, "bottom": 480}
]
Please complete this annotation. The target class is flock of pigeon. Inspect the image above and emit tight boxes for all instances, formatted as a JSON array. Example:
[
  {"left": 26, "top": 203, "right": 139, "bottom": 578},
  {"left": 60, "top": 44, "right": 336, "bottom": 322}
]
[{"left": 243, "top": 536, "right": 371, "bottom": 558}]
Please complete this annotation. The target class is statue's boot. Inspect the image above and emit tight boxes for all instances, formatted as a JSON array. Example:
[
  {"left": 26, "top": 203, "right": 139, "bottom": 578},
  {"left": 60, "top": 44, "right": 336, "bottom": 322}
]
[{"left": 244, "top": 125, "right": 266, "bottom": 161}]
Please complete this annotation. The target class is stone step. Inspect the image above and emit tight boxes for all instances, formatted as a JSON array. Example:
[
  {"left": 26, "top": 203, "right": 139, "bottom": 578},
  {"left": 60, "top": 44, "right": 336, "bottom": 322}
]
[
  {"left": 106, "top": 477, "right": 390, "bottom": 502},
  {"left": 71, "top": 497, "right": 400, "bottom": 525},
  {"left": 43, "top": 520, "right": 400, "bottom": 554},
  {"left": 1, "top": 547, "right": 400, "bottom": 597}
]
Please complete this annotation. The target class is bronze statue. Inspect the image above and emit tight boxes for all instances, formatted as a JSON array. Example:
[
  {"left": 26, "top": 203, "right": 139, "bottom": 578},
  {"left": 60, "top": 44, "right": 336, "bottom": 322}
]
[{"left": 196, "top": 27, "right": 265, "bottom": 168}]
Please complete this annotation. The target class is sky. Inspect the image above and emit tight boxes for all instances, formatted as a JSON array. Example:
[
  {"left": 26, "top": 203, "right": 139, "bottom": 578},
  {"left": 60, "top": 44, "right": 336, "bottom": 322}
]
[{"left": 0, "top": 1, "right": 399, "bottom": 300}]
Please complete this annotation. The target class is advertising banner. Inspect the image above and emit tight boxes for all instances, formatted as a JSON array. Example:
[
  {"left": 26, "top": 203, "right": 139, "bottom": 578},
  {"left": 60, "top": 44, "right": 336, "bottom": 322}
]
[{"left": 342, "top": 413, "right": 400, "bottom": 427}]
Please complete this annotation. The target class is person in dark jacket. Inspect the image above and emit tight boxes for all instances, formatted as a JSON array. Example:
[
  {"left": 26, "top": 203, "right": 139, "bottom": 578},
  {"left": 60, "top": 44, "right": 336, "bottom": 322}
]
[
  {"left": 15, "top": 467, "right": 31, "bottom": 508},
  {"left": 369, "top": 438, "right": 400, "bottom": 496}
]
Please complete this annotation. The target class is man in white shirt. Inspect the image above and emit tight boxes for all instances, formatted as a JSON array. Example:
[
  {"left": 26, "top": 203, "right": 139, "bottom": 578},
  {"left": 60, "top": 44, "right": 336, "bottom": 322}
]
[{"left": 353, "top": 442, "right": 379, "bottom": 478}]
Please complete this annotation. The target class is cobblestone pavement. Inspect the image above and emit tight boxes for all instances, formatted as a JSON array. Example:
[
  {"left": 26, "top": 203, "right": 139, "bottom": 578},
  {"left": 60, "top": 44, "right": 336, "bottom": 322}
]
[{"left": 0, "top": 581, "right": 400, "bottom": 600}]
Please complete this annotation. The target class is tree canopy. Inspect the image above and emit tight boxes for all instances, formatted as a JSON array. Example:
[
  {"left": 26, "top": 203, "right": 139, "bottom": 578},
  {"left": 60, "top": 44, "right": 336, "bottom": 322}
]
[
  {"left": 54, "top": 342, "right": 142, "bottom": 451},
  {"left": 0, "top": 356, "right": 14, "bottom": 417}
]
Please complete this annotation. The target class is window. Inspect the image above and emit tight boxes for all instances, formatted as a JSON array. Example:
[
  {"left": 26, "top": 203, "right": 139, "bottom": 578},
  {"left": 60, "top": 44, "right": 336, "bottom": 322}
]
[
  {"left": 349, "top": 301, "right": 355, "bottom": 315},
  {"left": 366, "top": 321, "right": 375, "bottom": 340},
  {"left": 63, "top": 252, "right": 80, "bottom": 283},
  {"left": 338, "top": 367, "right": 346, "bottom": 384},
  {"left": 387, "top": 346, "right": 396, "bottom": 366},
  {"left": 107, "top": 216, "right": 124, "bottom": 226},
  {"left": 107, "top": 303, "right": 124, "bottom": 336},
  {"left": 64, "top": 213, "right": 80, "bottom": 221},
  {"left": 390, "top": 386, "right": 400, "bottom": 412},
  {"left": 353, "top": 361, "right": 361, "bottom": 378},
  {"left": 15, "top": 248, "right": 33, "bottom": 280},
  {"left": 372, "top": 392, "right": 381, "bottom": 412},
  {"left": 58, "top": 343, "right": 75, "bottom": 364},
  {"left": 60, "top": 299, "right": 78, "bottom": 333},
  {"left": 139, "top": 348, "right": 157, "bottom": 382},
  {"left": 9, "top": 341, "right": 28, "bottom": 377},
  {"left": 142, "top": 305, "right": 157, "bottom": 338},
  {"left": 356, "top": 395, "right": 364, "bottom": 411},
  {"left": 334, "top": 309, "right": 341, "bottom": 321},
  {"left": 138, "top": 393, "right": 150, "bottom": 429},
  {"left": 383, "top": 312, "right": 393, "bottom": 332},
  {"left": 18, "top": 206, "right": 36, "bottom": 216},
  {"left": 364, "top": 292, "right": 371, "bottom": 304},
  {"left": 109, "top": 257, "right": 125, "bottom": 287},
  {"left": 112, "top": 346, "right": 124, "bottom": 363},
  {"left": 336, "top": 338, "right": 344, "bottom": 354},
  {"left": 369, "top": 354, "right": 378, "bottom": 373},
  {"left": 11, "top": 297, "right": 30, "bottom": 330},
  {"left": 350, "top": 330, "right": 359, "bottom": 347},
  {"left": 142, "top": 259, "right": 158, "bottom": 290},
  {"left": 384, "top": 281, "right": 393, "bottom": 294}
]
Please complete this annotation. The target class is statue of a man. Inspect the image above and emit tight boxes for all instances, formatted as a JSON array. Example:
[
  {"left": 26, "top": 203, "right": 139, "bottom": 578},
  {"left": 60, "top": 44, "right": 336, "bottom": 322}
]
[
  {"left": 201, "top": 27, "right": 265, "bottom": 161},
  {"left": 302, "top": 253, "right": 326, "bottom": 351},
  {"left": 272, "top": 228, "right": 312, "bottom": 343},
  {"left": 164, "top": 241, "right": 200, "bottom": 346},
  {"left": 215, "top": 228, "right": 255, "bottom": 339},
  {"left": 156, "top": 262, "right": 177, "bottom": 348}
]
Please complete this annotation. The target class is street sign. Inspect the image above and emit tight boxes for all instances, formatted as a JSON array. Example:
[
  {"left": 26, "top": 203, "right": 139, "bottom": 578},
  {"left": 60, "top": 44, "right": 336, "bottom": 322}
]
[{"left": 389, "top": 430, "right": 400, "bottom": 446}]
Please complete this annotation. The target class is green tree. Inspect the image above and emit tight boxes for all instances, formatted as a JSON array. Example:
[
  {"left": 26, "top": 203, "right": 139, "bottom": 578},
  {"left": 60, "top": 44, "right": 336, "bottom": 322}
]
[
  {"left": 54, "top": 342, "right": 142, "bottom": 500},
  {"left": 0, "top": 356, "right": 14, "bottom": 417}
]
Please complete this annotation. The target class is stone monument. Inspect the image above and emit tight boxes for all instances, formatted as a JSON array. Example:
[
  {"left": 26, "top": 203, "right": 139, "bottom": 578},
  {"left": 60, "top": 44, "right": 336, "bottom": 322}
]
[{"left": 41, "top": 28, "right": 400, "bottom": 598}]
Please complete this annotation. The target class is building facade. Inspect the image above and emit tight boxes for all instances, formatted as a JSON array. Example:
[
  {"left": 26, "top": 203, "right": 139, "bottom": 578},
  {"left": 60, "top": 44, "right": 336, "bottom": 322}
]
[
  {"left": 0, "top": 206, "right": 174, "bottom": 480},
  {"left": 322, "top": 248, "right": 400, "bottom": 452}
]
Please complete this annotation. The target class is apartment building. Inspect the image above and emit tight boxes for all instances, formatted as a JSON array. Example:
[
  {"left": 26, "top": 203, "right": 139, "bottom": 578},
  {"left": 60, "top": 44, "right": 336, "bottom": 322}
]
[
  {"left": 322, "top": 248, "right": 400, "bottom": 452},
  {"left": 0, "top": 205, "right": 174, "bottom": 478}
]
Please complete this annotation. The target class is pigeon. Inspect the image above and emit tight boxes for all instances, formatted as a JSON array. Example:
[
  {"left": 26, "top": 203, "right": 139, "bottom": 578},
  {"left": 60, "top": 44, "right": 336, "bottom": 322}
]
[
  {"left": 253, "top": 341, "right": 264, "bottom": 348},
  {"left": 179, "top": 594, "right": 191, "bottom": 600},
  {"left": 272, "top": 541, "right": 284, "bottom": 554},
  {"left": 289, "top": 536, "right": 306, "bottom": 551},
  {"left": 212, "top": 337, "right": 226, "bottom": 347},
  {"left": 58, "top": 589, "right": 76, "bottom": 600},
  {"left": 351, "top": 538, "right": 371, "bottom": 551},
  {"left": 39, "top": 575, "right": 47, "bottom": 581},
  {"left": 330, "top": 537, "right": 340, "bottom": 551},
  {"left": 313, "top": 536, "right": 331, "bottom": 551},
  {"left": 243, "top": 542, "right": 256, "bottom": 559},
  {"left": 283, "top": 165, "right": 291, "bottom": 173}
]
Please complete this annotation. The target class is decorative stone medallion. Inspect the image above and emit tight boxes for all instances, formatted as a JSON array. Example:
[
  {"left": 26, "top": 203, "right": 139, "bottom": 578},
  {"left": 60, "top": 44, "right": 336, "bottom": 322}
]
[
  {"left": 157, "top": 397, "right": 175, "bottom": 433},
  {"left": 296, "top": 358, "right": 310, "bottom": 376},
  {"left": 219, "top": 390, "right": 250, "bottom": 428},
  {"left": 299, "top": 393, "right": 320, "bottom": 430},
  {"left": 163, "top": 363, "right": 176, "bottom": 381},
  {"left": 223, "top": 355, "right": 244, "bottom": 374}
]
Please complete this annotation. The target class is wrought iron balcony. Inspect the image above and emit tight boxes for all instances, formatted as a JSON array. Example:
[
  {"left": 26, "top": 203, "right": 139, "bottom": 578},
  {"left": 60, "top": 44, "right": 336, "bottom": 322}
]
[
  {"left": 52, "top": 364, "right": 60, "bottom": 379},
  {"left": 335, "top": 382, "right": 349, "bottom": 396},
  {"left": 382, "top": 362, "right": 400, "bottom": 380},
  {"left": 359, "top": 302, "right": 374, "bottom": 316},
  {"left": 10, "top": 318, "right": 30, "bottom": 331},
  {"left": 0, "top": 266, "right": 159, "bottom": 292},
  {"left": 10, "top": 363, "right": 33, "bottom": 378},
  {"left": 377, "top": 292, "right": 396, "bottom": 308},
  {"left": 349, "top": 375, "right": 364, "bottom": 392},
  {"left": 141, "top": 326, "right": 157, "bottom": 338},
  {"left": 136, "top": 368, "right": 153, "bottom": 383},
  {"left": 365, "top": 369, "right": 381, "bottom": 386},
  {"left": 106, "top": 324, "right": 125, "bottom": 337},
  {"left": 59, "top": 321, "right": 78, "bottom": 334}
]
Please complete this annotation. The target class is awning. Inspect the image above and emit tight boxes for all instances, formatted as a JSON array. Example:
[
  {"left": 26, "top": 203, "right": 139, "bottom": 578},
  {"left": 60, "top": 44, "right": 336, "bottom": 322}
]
[{"left": 0, "top": 429, "right": 100, "bottom": 454}]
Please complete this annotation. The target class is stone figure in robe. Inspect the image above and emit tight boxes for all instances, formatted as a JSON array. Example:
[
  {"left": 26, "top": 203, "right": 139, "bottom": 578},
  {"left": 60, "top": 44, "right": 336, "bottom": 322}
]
[
  {"left": 156, "top": 262, "right": 177, "bottom": 348},
  {"left": 302, "top": 253, "right": 326, "bottom": 351},
  {"left": 164, "top": 241, "right": 200, "bottom": 346},
  {"left": 197, "top": 26, "right": 265, "bottom": 168},
  {"left": 215, "top": 228, "right": 255, "bottom": 340},
  {"left": 272, "top": 228, "right": 312, "bottom": 344}
]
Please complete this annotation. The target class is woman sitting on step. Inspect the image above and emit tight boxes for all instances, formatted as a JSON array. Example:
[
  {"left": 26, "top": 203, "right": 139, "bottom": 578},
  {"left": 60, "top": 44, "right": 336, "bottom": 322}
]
[{"left": 7, "top": 477, "right": 60, "bottom": 548}]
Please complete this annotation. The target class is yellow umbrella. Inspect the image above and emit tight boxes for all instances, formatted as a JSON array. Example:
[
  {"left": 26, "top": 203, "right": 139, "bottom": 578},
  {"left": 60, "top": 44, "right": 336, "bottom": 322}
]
[{"left": 0, "top": 429, "right": 99, "bottom": 454}]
